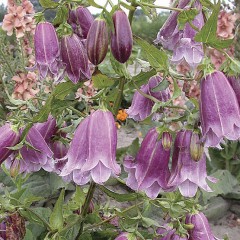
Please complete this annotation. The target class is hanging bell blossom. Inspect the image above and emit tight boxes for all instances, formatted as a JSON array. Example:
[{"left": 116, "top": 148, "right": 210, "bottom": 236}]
[
  {"left": 34, "top": 22, "right": 61, "bottom": 79},
  {"left": 227, "top": 76, "right": 240, "bottom": 106},
  {"left": 124, "top": 128, "right": 172, "bottom": 199},
  {"left": 0, "top": 123, "right": 20, "bottom": 165},
  {"left": 200, "top": 71, "right": 240, "bottom": 148},
  {"left": 127, "top": 75, "right": 170, "bottom": 121},
  {"left": 156, "top": 225, "right": 188, "bottom": 240},
  {"left": 115, "top": 232, "right": 136, "bottom": 240},
  {"left": 61, "top": 34, "right": 91, "bottom": 84},
  {"left": 68, "top": 6, "right": 94, "bottom": 39},
  {"left": 168, "top": 130, "right": 216, "bottom": 198},
  {"left": 154, "top": 0, "right": 190, "bottom": 50},
  {"left": 186, "top": 212, "right": 216, "bottom": 240},
  {"left": 60, "top": 110, "right": 121, "bottom": 185},
  {"left": 171, "top": 38, "right": 204, "bottom": 68}
]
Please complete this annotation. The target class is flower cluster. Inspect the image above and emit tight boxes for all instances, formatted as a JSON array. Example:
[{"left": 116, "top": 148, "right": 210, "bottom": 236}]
[
  {"left": 12, "top": 72, "right": 39, "bottom": 100},
  {"left": 155, "top": 0, "right": 204, "bottom": 70},
  {"left": 2, "top": 0, "right": 35, "bottom": 38}
]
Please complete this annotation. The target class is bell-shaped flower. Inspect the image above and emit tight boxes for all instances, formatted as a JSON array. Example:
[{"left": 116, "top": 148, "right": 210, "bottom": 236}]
[
  {"left": 68, "top": 6, "right": 94, "bottom": 39},
  {"left": 227, "top": 76, "right": 240, "bottom": 106},
  {"left": 127, "top": 75, "right": 170, "bottom": 121},
  {"left": 124, "top": 128, "right": 172, "bottom": 199},
  {"left": 186, "top": 212, "right": 216, "bottom": 240},
  {"left": 154, "top": 0, "right": 190, "bottom": 50},
  {"left": 0, "top": 123, "right": 20, "bottom": 164},
  {"left": 0, "top": 221, "right": 6, "bottom": 240},
  {"left": 200, "top": 71, "right": 240, "bottom": 148},
  {"left": 168, "top": 130, "right": 216, "bottom": 197},
  {"left": 156, "top": 225, "right": 188, "bottom": 240},
  {"left": 34, "top": 22, "right": 61, "bottom": 79},
  {"left": 60, "top": 110, "right": 121, "bottom": 185},
  {"left": 61, "top": 34, "right": 91, "bottom": 83},
  {"left": 115, "top": 232, "right": 137, "bottom": 240},
  {"left": 171, "top": 38, "right": 204, "bottom": 68}
]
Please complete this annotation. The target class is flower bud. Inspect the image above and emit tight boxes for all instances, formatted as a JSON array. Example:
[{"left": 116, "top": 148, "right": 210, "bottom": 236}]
[
  {"left": 10, "top": 159, "right": 20, "bottom": 178},
  {"left": 190, "top": 132, "right": 204, "bottom": 162},
  {"left": 86, "top": 19, "right": 108, "bottom": 65},
  {"left": 61, "top": 34, "right": 91, "bottom": 83},
  {"left": 69, "top": 7, "right": 94, "bottom": 39},
  {"left": 162, "top": 132, "right": 172, "bottom": 150},
  {"left": 111, "top": 10, "right": 133, "bottom": 63}
]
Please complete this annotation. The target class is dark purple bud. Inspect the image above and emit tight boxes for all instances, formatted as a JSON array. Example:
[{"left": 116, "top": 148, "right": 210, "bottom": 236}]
[
  {"left": 69, "top": 7, "right": 94, "bottom": 39},
  {"left": 190, "top": 132, "right": 203, "bottom": 162},
  {"left": 162, "top": 132, "right": 172, "bottom": 150},
  {"left": 168, "top": 130, "right": 216, "bottom": 197},
  {"left": 111, "top": 10, "right": 133, "bottom": 63},
  {"left": 60, "top": 110, "right": 121, "bottom": 185},
  {"left": 127, "top": 75, "right": 170, "bottom": 121},
  {"left": 186, "top": 212, "right": 215, "bottom": 240},
  {"left": 124, "top": 128, "right": 172, "bottom": 199},
  {"left": 86, "top": 19, "right": 109, "bottom": 65},
  {"left": 34, "top": 22, "right": 60, "bottom": 79},
  {"left": 61, "top": 34, "right": 91, "bottom": 83},
  {"left": 227, "top": 76, "right": 240, "bottom": 106},
  {"left": 0, "top": 123, "right": 19, "bottom": 164},
  {"left": 200, "top": 71, "right": 240, "bottom": 148}
]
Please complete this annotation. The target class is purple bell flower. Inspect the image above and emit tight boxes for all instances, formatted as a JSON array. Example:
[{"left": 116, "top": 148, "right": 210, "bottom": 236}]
[
  {"left": 168, "top": 130, "right": 216, "bottom": 197},
  {"left": 60, "top": 110, "right": 121, "bottom": 185},
  {"left": 115, "top": 232, "right": 136, "bottom": 240},
  {"left": 227, "top": 76, "right": 240, "bottom": 106},
  {"left": 200, "top": 71, "right": 240, "bottom": 148},
  {"left": 34, "top": 22, "right": 61, "bottom": 79},
  {"left": 186, "top": 212, "right": 216, "bottom": 240},
  {"left": 124, "top": 128, "right": 172, "bottom": 199},
  {"left": 0, "top": 221, "right": 6, "bottom": 240},
  {"left": 171, "top": 38, "right": 204, "bottom": 68},
  {"left": 156, "top": 225, "right": 187, "bottom": 240},
  {"left": 127, "top": 75, "right": 170, "bottom": 121},
  {"left": 154, "top": 0, "right": 190, "bottom": 50},
  {"left": 61, "top": 34, "right": 91, "bottom": 83},
  {"left": 0, "top": 123, "right": 19, "bottom": 164},
  {"left": 68, "top": 7, "right": 94, "bottom": 39}
]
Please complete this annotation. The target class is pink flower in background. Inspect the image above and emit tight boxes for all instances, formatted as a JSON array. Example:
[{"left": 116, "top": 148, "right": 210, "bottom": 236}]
[
  {"left": 217, "top": 11, "right": 237, "bottom": 39},
  {"left": 2, "top": 0, "right": 35, "bottom": 38},
  {"left": 12, "top": 72, "right": 39, "bottom": 100}
]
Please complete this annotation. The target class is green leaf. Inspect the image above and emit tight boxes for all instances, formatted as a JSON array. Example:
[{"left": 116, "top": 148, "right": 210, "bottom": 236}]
[
  {"left": 172, "top": 78, "right": 181, "bottom": 99},
  {"left": 131, "top": 69, "right": 156, "bottom": 87},
  {"left": 53, "top": 5, "right": 69, "bottom": 25},
  {"left": 39, "top": 0, "right": 58, "bottom": 8},
  {"left": 134, "top": 36, "right": 168, "bottom": 73},
  {"left": 99, "top": 186, "right": 139, "bottom": 202},
  {"left": 49, "top": 189, "right": 65, "bottom": 231},
  {"left": 151, "top": 79, "right": 170, "bottom": 92},
  {"left": 178, "top": 8, "right": 199, "bottom": 30},
  {"left": 92, "top": 72, "right": 115, "bottom": 89},
  {"left": 141, "top": 216, "right": 160, "bottom": 228},
  {"left": 229, "top": 59, "right": 240, "bottom": 74},
  {"left": 195, "top": 1, "right": 233, "bottom": 49}
]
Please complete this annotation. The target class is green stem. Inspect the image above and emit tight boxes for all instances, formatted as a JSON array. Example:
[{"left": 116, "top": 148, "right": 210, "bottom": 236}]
[
  {"left": 84, "top": 201, "right": 144, "bottom": 231},
  {"left": 128, "top": 0, "right": 137, "bottom": 25},
  {"left": 68, "top": 106, "right": 86, "bottom": 118},
  {"left": 139, "top": 2, "right": 183, "bottom": 12},
  {"left": 113, "top": 78, "right": 125, "bottom": 115},
  {"left": 76, "top": 182, "right": 96, "bottom": 239}
]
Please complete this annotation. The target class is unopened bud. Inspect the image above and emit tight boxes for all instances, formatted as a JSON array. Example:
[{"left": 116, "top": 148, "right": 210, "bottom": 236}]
[
  {"left": 190, "top": 133, "right": 204, "bottom": 162},
  {"left": 10, "top": 159, "right": 20, "bottom": 178},
  {"left": 162, "top": 132, "right": 172, "bottom": 150}
]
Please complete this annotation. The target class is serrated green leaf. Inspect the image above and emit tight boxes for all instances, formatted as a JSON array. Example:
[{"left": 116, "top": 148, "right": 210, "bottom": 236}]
[
  {"left": 99, "top": 186, "right": 139, "bottom": 202},
  {"left": 53, "top": 6, "right": 69, "bottom": 25},
  {"left": 151, "top": 79, "right": 170, "bottom": 92},
  {"left": 39, "top": 0, "right": 58, "bottom": 8},
  {"left": 134, "top": 36, "right": 168, "bottom": 73},
  {"left": 92, "top": 73, "right": 115, "bottom": 89},
  {"left": 178, "top": 8, "right": 199, "bottom": 30},
  {"left": 49, "top": 189, "right": 65, "bottom": 231}
]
